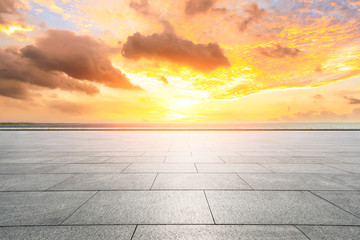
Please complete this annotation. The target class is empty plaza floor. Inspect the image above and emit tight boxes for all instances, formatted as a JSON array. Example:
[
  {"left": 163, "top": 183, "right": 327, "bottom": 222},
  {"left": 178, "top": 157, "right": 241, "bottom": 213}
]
[{"left": 0, "top": 130, "right": 359, "bottom": 239}]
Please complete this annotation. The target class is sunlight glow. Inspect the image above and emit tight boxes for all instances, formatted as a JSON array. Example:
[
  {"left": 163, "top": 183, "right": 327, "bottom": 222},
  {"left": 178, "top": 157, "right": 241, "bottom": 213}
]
[{"left": 0, "top": 25, "right": 33, "bottom": 36}]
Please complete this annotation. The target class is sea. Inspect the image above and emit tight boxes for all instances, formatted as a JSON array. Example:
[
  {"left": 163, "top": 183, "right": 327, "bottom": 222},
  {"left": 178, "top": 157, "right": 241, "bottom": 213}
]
[{"left": 0, "top": 122, "right": 359, "bottom": 130}]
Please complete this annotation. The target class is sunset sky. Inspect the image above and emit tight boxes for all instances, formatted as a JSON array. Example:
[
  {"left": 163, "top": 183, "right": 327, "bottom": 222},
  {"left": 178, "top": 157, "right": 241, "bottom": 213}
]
[{"left": 1, "top": 0, "right": 360, "bottom": 123}]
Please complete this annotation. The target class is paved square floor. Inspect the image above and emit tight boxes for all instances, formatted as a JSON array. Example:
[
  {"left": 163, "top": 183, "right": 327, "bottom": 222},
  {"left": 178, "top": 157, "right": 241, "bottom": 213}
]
[{"left": 0, "top": 131, "right": 360, "bottom": 239}]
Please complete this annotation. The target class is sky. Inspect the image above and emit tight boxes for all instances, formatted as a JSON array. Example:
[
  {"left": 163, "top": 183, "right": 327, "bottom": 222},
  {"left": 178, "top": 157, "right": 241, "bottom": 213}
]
[{"left": 0, "top": 0, "right": 360, "bottom": 123}]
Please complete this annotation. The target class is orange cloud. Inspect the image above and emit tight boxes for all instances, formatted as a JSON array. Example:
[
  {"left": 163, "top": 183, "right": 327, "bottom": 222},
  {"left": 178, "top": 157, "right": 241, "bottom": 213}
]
[
  {"left": 0, "top": 79, "right": 30, "bottom": 100},
  {"left": 21, "top": 30, "right": 140, "bottom": 89},
  {"left": 237, "top": 3, "right": 266, "bottom": 32},
  {"left": 122, "top": 31, "right": 230, "bottom": 71},
  {"left": 157, "top": 75, "right": 169, "bottom": 84},
  {"left": 344, "top": 96, "right": 360, "bottom": 105},
  {"left": 257, "top": 44, "right": 301, "bottom": 58},
  {"left": 282, "top": 108, "right": 360, "bottom": 122},
  {"left": 0, "top": 0, "right": 25, "bottom": 26},
  {"left": 0, "top": 0, "right": 33, "bottom": 36},
  {"left": 0, "top": 46, "right": 99, "bottom": 99},
  {"left": 313, "top": 94, "right": 324, "bottom": 100},
  {"left": 185, "top": 0, "right": 217, "bottom": 16},
  {"left": 129, "top": 0, "right": 150, "bottom": 16},
  {"left": 0, "top": 30, "right": 144, "bottom": 99},
  {"left": 49, "top": 100, "right": 93, "bottom": 114}
]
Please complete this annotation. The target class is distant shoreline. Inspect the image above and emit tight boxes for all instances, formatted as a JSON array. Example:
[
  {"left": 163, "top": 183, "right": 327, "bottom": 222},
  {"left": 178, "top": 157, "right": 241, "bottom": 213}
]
[
  {"left": 1, "top": 128, "right": 360, "bottom": 131},
  {"left": 1, "top": 122, "right": 360, "bottom": 131}
]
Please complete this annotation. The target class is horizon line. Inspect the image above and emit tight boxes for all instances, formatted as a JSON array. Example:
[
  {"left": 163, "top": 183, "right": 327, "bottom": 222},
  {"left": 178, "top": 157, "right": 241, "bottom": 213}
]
[{"left": 1, "top": 128, "right": 360, "bottom": 131}]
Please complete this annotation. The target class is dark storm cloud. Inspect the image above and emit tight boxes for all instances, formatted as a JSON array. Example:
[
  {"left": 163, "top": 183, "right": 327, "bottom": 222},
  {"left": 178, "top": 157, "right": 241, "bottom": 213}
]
[
  {"left": 21, "top": 30, "right": 140, "bottom": 89},
  {"left": 237, "top": 3, "right": 266, "bottom": 32},
  {"left": 185, "top": 0, "right": 217, "bottom": 15},
  {"left": 0, "top": 0, "right": 25, "bottom": 25},
  {"left": 257, "top": 44, "right": 301, "bottom": 58},
  {"left": 122, "top": 32, "right": 230, "bottom": 71},
  {"left": 345, "top": 96, "right": 360, "bottom": 104}
]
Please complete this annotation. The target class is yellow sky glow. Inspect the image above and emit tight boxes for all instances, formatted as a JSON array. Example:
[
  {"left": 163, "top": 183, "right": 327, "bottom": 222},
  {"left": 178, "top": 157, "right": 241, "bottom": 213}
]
[{"left": 0, "top": 0, "right": 360, "bottom": 123}]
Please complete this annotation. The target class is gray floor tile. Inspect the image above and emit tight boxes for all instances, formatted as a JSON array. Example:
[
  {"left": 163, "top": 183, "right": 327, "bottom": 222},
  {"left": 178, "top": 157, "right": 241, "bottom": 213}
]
[
  {"left": 0, "top": 163, "right": 63, "bottom": 174},
  {"left": 326, "top": 174, "right": 360, "bottom": 190},
  {"left": 0, "top": 174, "right": 73, "bottom": 191},
  {"left": 75, "top": 157, "right": 111, "bottom": 164},
  {"left": 331, "top": 152, "right": 360, "bottom": 157},
  {"left": 0, "top": 225, "right": 135, "bottom": 240},
  {"left": 143, "top": 152, "right": 191, "bottom": 157},
  {"left": 311, "top": 191, "right": 360, "bottom": 218},
  {"left": 196, "top": 164, "right": 270, "bottom": 173},
  {"left": 262, "top": 164, "right": 346, "bottom": 173},
  {"left": 273, "top": 156, "right": 342, "bottom": 164},
  {"left": 325, "top": 164, "right": 360, "bottom": 173},
  {"left": 237, "top": 151, "right": 290, "bottom": 157},
  {"left": 44, "top": 152, "right": 101, "bottom": 158},
  {"left": 106, "top": 157, "right": 165, "bottom": 163},
  {"left": 64, "top": 191, "right": 213, "bottom": 224},
  {"left": 74, "top": 156, "right": 113, "bottom": 163},
  {"left": 220, "top": 156, "right": 278, "bottom": 163},
  {"left": 222, "top": 156, "right": 342, "bottom": 164},
  {"left": 152, "top": 173, "right": 251, "bottom": 190},
  {"left": 0, "top": 152, "right": 47, "bottom": 158},
  {"left": 48, "top": 164, "right": 129, "bottom": 173},
  {"left": 133, "top": 225, "right": 308, "bottom": 240},
  {"left": 0, "top": 157, "right": 53, "bottom": 164},
  {"left": 0, "top": 192, "right": 96, "bottom": 226},
  {"left": 96, "top": 152, "right": 144, "bottom": 157},
  {"left": 267, "top": 156, "right": 340, "bottom": 164},
  {"left": 191, "top": 151, "right": 239, "bottom": 157},
  {"left": 205, "top": 191, "right": 360, "bottom": 225},
  {"left": 286, "top": 152, "right": 329, "bottom": 157},
  {"left": 297, "top": 226, "right": 360, "bottom": 240},
  {"left": 51, "top": 174, "right": 156, "bottom": 190},
  {"left": 334, "top": 157, "right": 360, "bottom": 164},
  {"left": 124, "top": 164, "right": 196, "bottom": 173},
  {"left": 165, "top": 156, "right": 223, "bottom": 163},
  {"left": 239, "top": 174, "right": 352, "bottom": 190},
  {"left": 1, "top": 130, "right": 360, "bottom": 238},
  {"left": 43, "top": 157, "right": 88, "bottom": 163}
]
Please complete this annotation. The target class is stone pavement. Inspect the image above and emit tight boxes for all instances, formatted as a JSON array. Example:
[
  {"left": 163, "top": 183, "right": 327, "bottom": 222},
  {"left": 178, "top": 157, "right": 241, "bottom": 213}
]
[{"left": 0, "top": 130, "right": 359, "bottom": 239}]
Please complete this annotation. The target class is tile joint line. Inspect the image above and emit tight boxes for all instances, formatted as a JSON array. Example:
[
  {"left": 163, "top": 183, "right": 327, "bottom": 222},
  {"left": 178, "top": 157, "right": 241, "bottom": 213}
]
[
  {"left": 236, "top": 172, "right": 254, "bottom": 190},
  {"left": 121, "top": 163, "right": 132, "bottom": 173},
  {"left": 194, "top": 163, "right": 199, "bottom": 173},
  {"left": 308, "top": 190, "right": 360, "bottom": 220},
  {"left": 294, "top": 225, "right": 311, "bottom": 240},
  {"left": 150, "top": 173, "right": 159, "bottom": 190},
  {"left": 45, "top": 174, "right": 78, "bottom": 191},
  {"left": 203, "top": 190, "right": 216, "bottom": 225},
  {"left": 59, "top": 190, "right": 99, "bottom": 225},
  {"left": 130, "top": 225, "right": 138, "bottom": 240}
]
